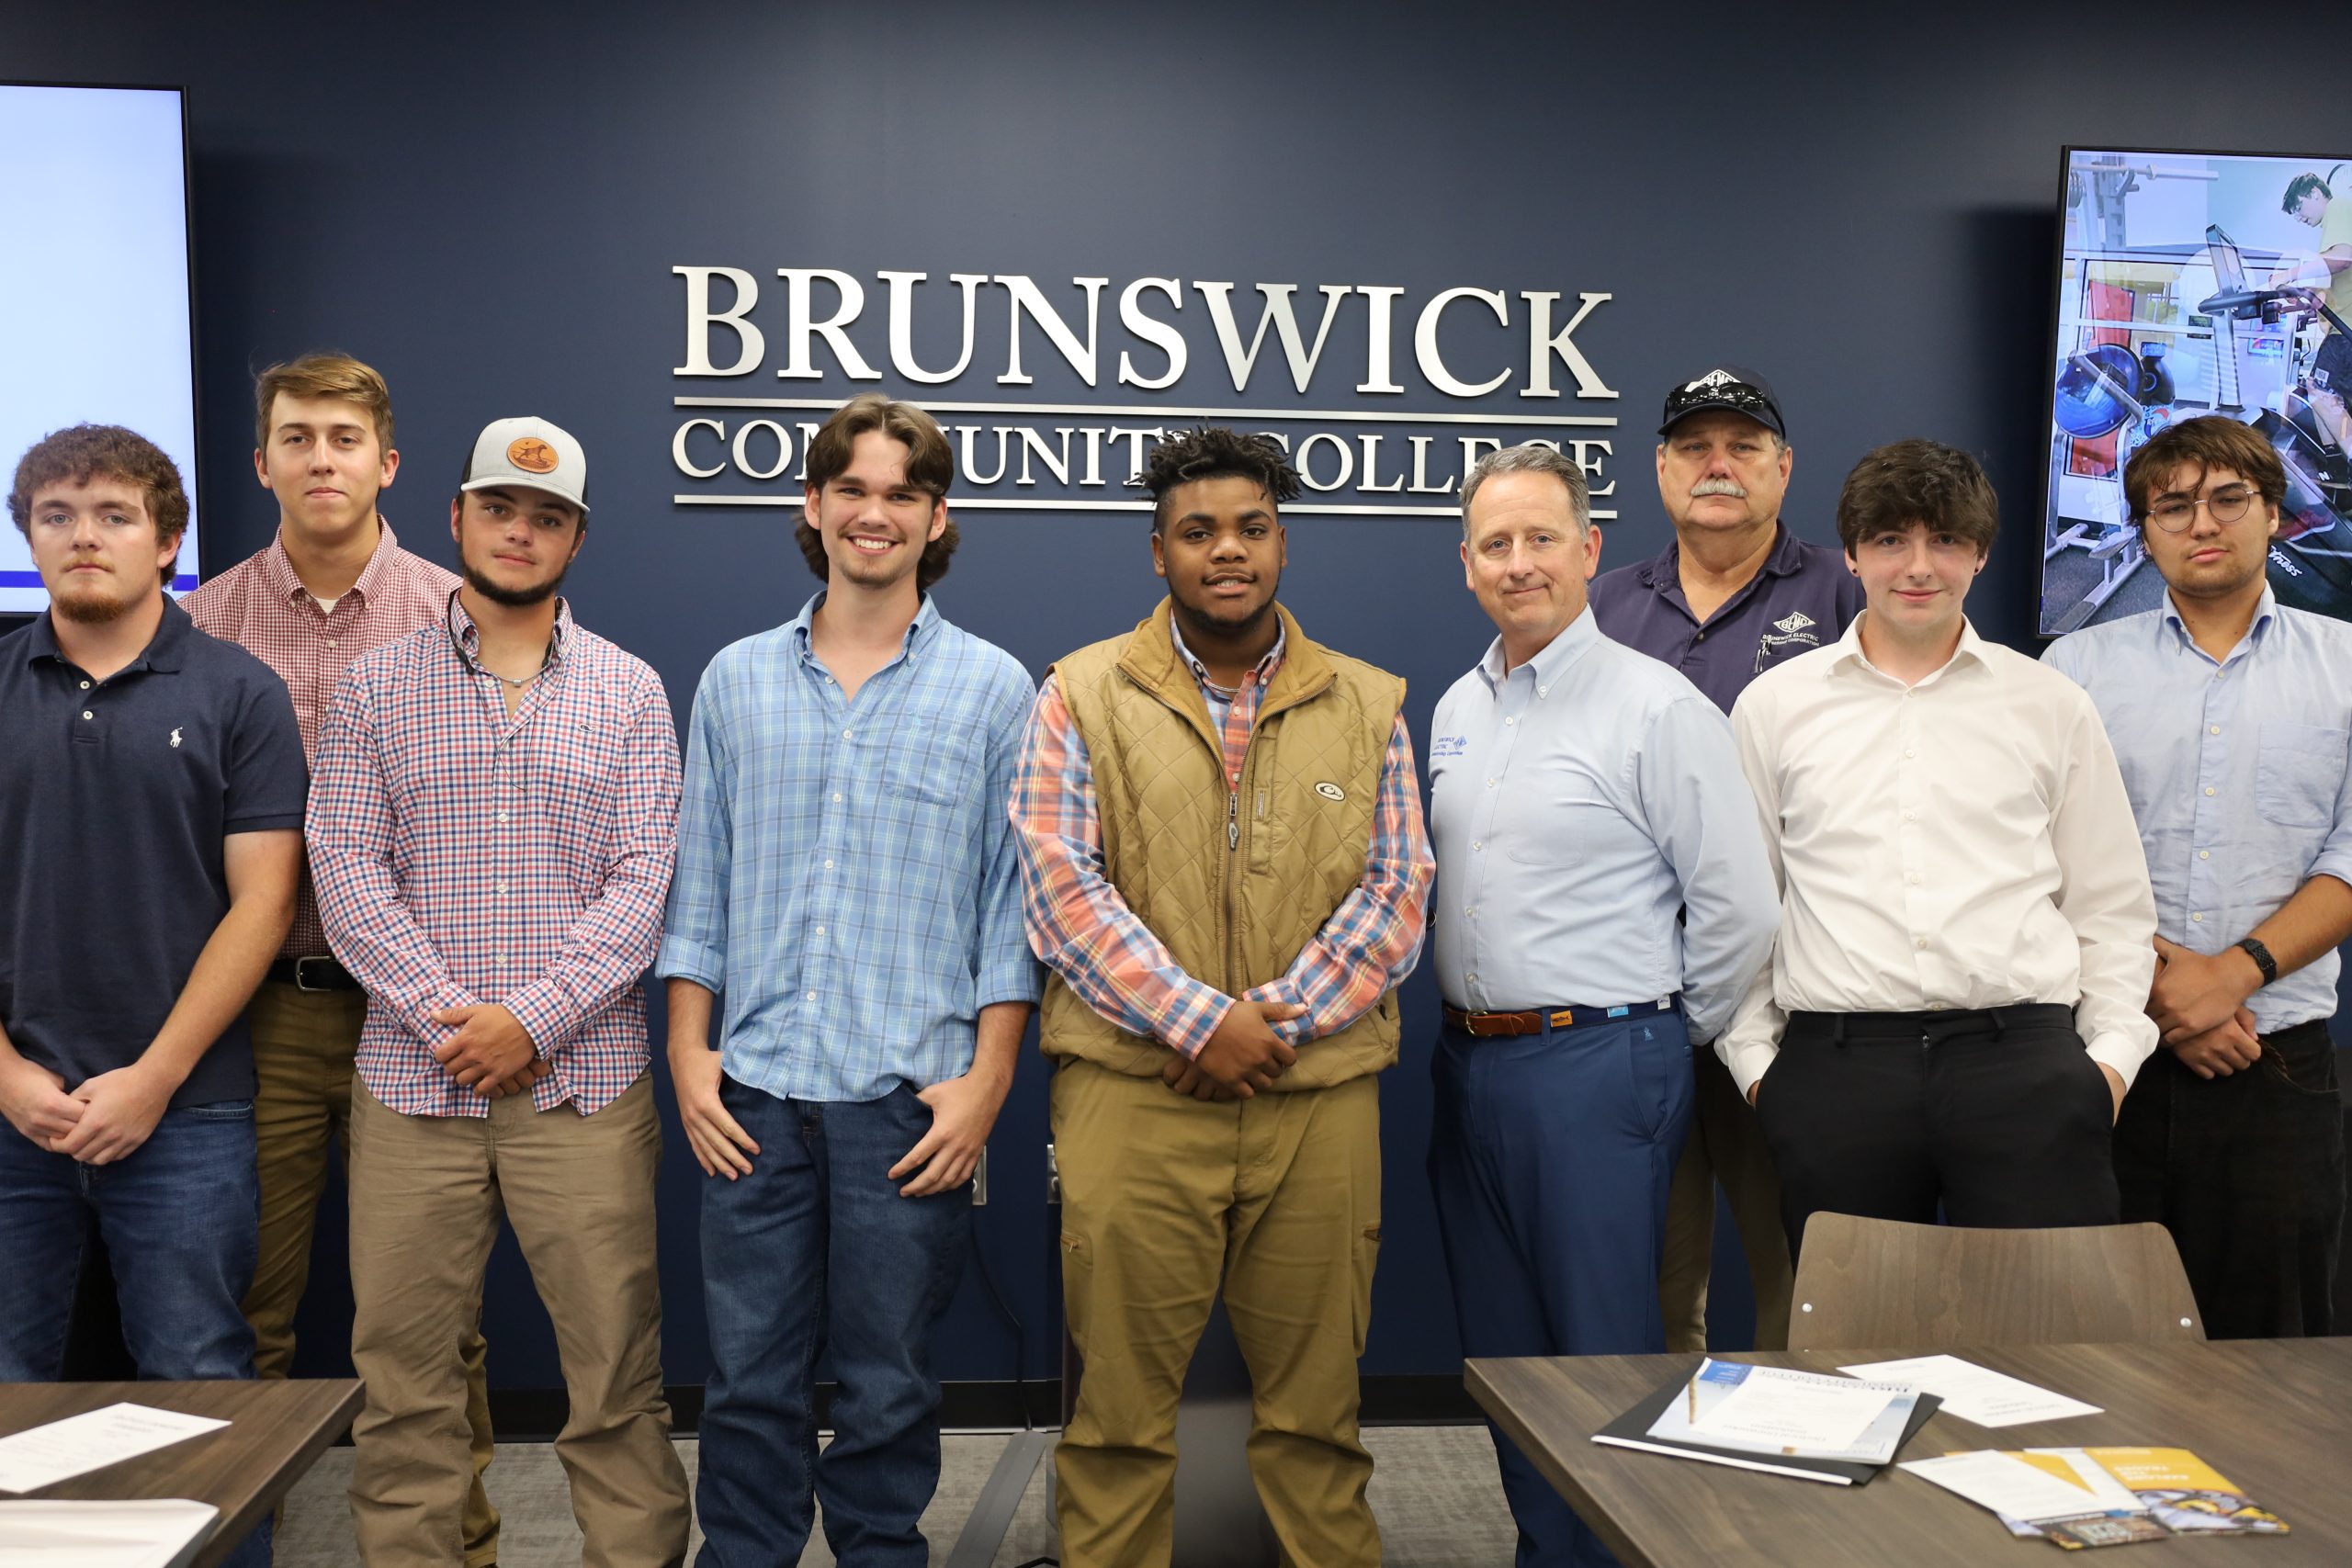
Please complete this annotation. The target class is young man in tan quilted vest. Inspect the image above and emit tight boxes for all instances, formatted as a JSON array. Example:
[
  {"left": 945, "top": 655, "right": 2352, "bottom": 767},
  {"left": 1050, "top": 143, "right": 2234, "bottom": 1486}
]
[{"left": 1010, "top": 426, "right": 1434, "bottom": 1568}]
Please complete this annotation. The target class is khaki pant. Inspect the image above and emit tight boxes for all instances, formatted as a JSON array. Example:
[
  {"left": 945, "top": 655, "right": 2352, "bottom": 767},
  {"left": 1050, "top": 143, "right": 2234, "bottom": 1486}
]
[
  {"left": 1658, "top": 1045, "right": 1792, "bottom": 1351},
  {"left": 1053, "top": 1061, "right": 1382, "bottom": 1568},
  {"left": 243, "top": 981, "right": 499, "bottom": 1566},
  {"left": 347, "top": 1074, "right": 687, "bottom": 1568}
]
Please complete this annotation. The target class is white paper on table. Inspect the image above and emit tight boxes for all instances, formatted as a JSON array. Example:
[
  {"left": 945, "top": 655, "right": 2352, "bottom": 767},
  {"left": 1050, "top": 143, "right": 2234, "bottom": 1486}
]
[
  {"left": 1900, "top": 1450, "right": 2115, "bottom": 1522},
  {"left": 0, "top": 1497, "right": 219, "bottom": 1568},
  {"left": 1838, "top": 1354, "right": 2102, "bottom": 1428},
  {"left": 0, "top": 1404, "right": 229, "bottom": 1494},
  {"left": 2027, "top": 1449, "right": 2147, "bottom": 1514},
  {"left": 1685, "top": 1366, "right": 1895, "bottom": 1454}
]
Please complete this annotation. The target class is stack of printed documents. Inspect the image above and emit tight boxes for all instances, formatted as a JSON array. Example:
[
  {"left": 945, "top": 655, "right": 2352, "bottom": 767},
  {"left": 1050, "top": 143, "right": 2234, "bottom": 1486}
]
[
  {"left": 1592, "top": 1358, "right": 1941, "bottom": 1483},
  {"left": 1902, "top": 1447, "right": 2290, "bottom": 1549}
]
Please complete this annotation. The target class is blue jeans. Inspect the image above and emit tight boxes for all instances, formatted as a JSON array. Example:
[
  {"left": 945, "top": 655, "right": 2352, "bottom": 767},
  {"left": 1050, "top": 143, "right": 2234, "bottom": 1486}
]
[
  {"left": 1428, "top": 1012, "right": 1695, "bottom": 1568},
  {"left": 0, "top": 1100, "right": 270, "bottom": 1568},
  {"left": 695, "top": 1077, "right": 971, "bottom": 1568}
]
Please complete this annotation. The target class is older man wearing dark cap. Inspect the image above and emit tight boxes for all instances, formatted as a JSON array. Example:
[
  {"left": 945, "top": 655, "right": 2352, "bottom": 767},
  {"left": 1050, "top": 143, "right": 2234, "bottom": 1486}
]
[{"left": 1589, "top": 367, "right": 1860, "bottom": 1355}]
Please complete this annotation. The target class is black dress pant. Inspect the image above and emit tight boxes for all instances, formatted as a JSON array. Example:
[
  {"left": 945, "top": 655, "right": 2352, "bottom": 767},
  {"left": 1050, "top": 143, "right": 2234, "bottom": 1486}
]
[
  {"left": 2113, "top": 1018, "right": 2343, "bottom": 1338},
  {"left": 1756, "top": 1005, "right": 2121, "bottom": 1258}
]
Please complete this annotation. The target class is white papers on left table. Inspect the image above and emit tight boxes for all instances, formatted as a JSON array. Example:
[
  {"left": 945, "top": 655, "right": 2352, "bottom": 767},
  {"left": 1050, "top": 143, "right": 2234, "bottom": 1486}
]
[
  {"left": 0, "top": 1404, "right": 229, "bottom": 1494},
  {"left": 0, "top": 1498, "right": 219, "bottom": 1568},
  {"left": 1901, "top": 1450, "right": 2120, "bottom": 1522},
  {"left": 1683, "top": 1360, "right": 1912, "bottom": 1456},
  {"left": 1838, "top": 1354, "right": 2102, "bottom": 1428}
]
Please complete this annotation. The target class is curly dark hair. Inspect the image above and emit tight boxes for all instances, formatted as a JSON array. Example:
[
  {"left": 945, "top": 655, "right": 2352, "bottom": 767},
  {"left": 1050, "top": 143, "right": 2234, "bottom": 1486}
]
[
  {"left": 1132, "top": 426, "right": 1300, "bottom": 534},
  {"left": 1834, "top": 438, "right": 1999, "bottom": 558},
  {"left": 9, "top": 423, "right": 190, "bottom": 586}
]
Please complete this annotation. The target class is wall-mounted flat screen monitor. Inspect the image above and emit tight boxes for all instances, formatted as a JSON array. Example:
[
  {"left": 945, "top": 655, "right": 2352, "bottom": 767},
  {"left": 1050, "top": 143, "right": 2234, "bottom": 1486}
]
[
  {"left": 2039, "top": 146, "right": 2352, "bottom": 636},
  {"left": 0, "top": 83, "right": 200, "bottom": 616}
]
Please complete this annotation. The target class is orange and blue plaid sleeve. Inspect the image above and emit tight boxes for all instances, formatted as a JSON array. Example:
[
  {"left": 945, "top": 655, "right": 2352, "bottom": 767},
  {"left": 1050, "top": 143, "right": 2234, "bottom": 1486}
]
[
  {"left": 1008, "top": 674, "right": 1236, "bottom": 1057},
  {"left": 1241, "top": 713, "right": 1432, "bottom": 1042}
]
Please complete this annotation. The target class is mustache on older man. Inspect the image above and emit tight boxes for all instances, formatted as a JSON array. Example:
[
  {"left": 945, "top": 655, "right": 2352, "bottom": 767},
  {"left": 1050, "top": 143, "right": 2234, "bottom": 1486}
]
[{"left": 1689, "top": 477, "right": 1749, "bottom": 499}]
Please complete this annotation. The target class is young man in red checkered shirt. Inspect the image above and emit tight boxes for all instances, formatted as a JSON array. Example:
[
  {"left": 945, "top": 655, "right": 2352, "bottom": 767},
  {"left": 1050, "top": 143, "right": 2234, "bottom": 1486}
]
[
  {"left": 186, "top": 355, "right": 503, "bottom": 1566},
  {"left": 309, "top": 415, "right": 689, "bottom": 1566}
]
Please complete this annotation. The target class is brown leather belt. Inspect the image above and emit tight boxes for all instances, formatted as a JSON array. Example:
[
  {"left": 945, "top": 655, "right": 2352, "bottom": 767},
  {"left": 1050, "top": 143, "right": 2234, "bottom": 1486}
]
[{"left": 1442, "top": 997, "right": 1677, "bottom": 1037}]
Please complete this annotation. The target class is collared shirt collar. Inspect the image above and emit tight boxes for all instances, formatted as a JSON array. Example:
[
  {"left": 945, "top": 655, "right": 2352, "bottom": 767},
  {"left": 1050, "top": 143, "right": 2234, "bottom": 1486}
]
[
  {"left": 261, "top": 515, "right": 401, "bottom": 608},
  {"left": 28, "top": 594, "right": 193, "bottom": 673},
  {"left": 1633, "top": 521, "right": 1805, "bottom": 590},
  {"left": 1476, "top": 603, "right": 1600, "bottom": 691},
  {"left": 447, "top": 589, "right": 573, "bottom": 669},
  {"left": 1827, "top": 609, "right": 1986, "bottom": 685},
  {"left": 2158, "top": 583, "right": 2277, "bottom": 660},
  {"left": 786, "top": 590, "right": 941, "bottom": 666},
  {"left": 1168, "top": 610, "right": 1285, "bottom": 694}
]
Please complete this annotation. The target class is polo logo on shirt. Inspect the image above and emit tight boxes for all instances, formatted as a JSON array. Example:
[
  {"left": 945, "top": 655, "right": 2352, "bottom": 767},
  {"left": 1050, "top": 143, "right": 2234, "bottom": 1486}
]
[
  {"left": 1754, "top": 611, "right": 1822, "bottom": 674},
  {"left": 169, "top": 728, "right": 182, "bottom": 748},
  {"left": 1315, "top": 781, "right": 1346, "bottom": 802}
]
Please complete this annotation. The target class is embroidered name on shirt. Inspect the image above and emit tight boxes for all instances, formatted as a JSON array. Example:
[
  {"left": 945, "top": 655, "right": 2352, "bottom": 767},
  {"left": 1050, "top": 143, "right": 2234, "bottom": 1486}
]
[{"left": 1430, "top": 734, "right": 1469, "bottom": 760}]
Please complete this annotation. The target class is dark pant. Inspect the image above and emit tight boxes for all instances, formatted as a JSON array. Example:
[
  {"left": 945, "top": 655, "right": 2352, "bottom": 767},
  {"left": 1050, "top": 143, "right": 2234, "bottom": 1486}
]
[
  {"left": 694, "top": 1077, "right": 971, "bottom": 1568},
  {"left": 1429, "top": 1010, "right": 1694, "bottom": 1568},
  {"left": 0, "top": 1102, "right": 270, "bottom": 1568},
  {"left": 2113, "top": 1019, "right": 2343, "bottom": 1338},
  {"left": 1757, "top": 1006, "right": 2121, "bottom": 1258}
]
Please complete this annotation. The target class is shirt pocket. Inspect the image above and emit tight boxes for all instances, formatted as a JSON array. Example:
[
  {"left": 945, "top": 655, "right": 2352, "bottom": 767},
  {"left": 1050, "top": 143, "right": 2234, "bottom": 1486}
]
[
  {"left": 535, "top": 708, "right": 629, "bottom": 829},
  {"left": 885, "top": 715, "right": 980, "bottom": 813},
  {"left": 2253, "top": 721, "right": 2347, "bottom": 830}
]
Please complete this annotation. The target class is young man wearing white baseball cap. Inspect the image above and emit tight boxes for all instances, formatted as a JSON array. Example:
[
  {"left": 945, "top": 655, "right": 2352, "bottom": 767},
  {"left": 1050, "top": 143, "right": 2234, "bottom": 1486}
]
[{"left": 311, "top": 415, "right": 692, "bottom": 1565}]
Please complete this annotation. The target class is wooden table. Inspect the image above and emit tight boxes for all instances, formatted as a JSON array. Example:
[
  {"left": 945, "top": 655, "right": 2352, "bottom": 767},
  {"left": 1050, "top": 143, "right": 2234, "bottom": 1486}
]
[
  {"left": 1468, "top": 1340, "right": 2352, "bottom": 1566},
  {"left": 0, "top": 1379, "right": 362, "bottom": 1568}
]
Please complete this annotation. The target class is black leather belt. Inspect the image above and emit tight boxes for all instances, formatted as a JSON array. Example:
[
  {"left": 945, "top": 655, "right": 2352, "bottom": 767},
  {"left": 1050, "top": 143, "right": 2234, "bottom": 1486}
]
[
  {"left": 1443, "top": 996, "right": 1678, "bottom": 1038},
  {"left": 267, "top": 955, "right": 361, "bottom": 993}
]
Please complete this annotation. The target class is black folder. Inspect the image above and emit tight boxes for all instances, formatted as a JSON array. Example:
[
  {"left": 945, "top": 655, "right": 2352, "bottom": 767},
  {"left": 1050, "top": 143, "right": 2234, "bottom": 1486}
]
[{"left": 1590, "top": 1370, "right": 1944, "bottom": 1485}]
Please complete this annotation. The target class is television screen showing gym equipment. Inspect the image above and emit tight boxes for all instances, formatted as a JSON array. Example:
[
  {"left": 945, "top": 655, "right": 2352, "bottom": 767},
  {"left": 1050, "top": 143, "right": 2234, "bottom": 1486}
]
[
  {"left": 0, "top": 82, "right": 201, "bottom": 617},
  {"left": 2040, "top": 147, "right": 2352, "bottom": 636}
]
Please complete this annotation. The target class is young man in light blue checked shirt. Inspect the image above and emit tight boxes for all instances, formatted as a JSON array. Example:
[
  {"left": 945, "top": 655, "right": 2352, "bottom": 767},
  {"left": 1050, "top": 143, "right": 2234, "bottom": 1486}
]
[{"left": 657, "top": 393, "right": 1041, "bottom": 1568}]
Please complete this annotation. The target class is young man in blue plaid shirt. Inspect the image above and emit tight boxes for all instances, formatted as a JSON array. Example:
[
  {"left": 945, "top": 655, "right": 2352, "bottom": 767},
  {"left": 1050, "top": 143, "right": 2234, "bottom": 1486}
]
[{"left": 658, "top": 394, "right": 1039, "bottom": 1568}]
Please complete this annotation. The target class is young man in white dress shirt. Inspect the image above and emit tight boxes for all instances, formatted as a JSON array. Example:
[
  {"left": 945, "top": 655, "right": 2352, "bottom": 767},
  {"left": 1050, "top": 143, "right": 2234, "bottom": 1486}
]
[{"left": 1722, "top": 439, "right": 2159, "bottom": 1255}]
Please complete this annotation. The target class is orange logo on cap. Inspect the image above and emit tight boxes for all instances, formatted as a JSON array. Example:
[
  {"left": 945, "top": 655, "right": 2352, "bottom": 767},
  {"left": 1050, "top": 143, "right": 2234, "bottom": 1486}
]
[{"left": 506, "top": 437, "right": 558, "bottom": 474}]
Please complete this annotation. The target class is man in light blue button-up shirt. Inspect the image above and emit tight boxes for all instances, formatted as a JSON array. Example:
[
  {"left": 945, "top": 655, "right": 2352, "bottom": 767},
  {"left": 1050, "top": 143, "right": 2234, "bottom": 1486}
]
[
  {"left": 2044, "top": 416, "right": 2352, "bottom": 1339},
  {"left": 1426, "top": 445, "right": 1779, "bottom": 1568},
  {"left": 657, "top": 395, "right": 1041, "bottom": 1566}
]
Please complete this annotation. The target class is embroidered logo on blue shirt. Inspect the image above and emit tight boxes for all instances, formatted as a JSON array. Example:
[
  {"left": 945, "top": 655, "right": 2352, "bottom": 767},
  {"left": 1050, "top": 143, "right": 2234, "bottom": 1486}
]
[{"left": 1430, "top": 734, "right": 1469, "bottom": 760}]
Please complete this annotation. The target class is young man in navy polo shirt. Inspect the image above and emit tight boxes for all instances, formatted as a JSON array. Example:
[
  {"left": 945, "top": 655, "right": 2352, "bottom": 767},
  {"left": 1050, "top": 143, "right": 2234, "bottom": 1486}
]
[
  {"left": 1589, "top": 367, "right": 1862, "bottom": 1357},
  {"left": 0, "top": 425, "right": 305, "bottom": 1568}
]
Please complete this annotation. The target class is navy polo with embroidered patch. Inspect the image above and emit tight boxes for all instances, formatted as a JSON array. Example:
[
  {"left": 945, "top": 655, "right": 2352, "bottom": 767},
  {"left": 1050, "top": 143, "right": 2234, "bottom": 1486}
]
[
  {"left": 1589, "top": 524, "right": 1864, "bottom": 715},
  {"left": 0, "top": 598, "right": 307, "bottom": 1107}
]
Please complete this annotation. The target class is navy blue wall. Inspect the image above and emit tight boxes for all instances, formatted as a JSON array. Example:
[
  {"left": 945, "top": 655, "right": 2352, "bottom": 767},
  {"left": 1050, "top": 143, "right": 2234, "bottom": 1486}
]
[{"left": 6, "top": 0, "right": 2344, "bottom": 1390}]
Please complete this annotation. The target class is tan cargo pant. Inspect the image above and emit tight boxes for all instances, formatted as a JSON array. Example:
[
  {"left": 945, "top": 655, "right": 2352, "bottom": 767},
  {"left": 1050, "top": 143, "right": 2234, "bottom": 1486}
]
[
  {"left": 1658, "top": 1044, "right": 1793, "bottom": 1351},
  {"left": 1052, "top": 1061, "right": 1382, "bottom": 1568},
  {"left": 242, "top": 981, "right": 499, "bottom": 1565},
  {"left": 346, "top": 1073, "right": 688, "bottom": 1568}
]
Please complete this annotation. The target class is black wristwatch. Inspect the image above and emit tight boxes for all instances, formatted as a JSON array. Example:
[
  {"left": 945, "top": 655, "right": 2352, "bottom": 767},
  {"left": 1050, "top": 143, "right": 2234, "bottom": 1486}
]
[{"left": 2235, "top": 936, "right": 2278, "bottom": 987}]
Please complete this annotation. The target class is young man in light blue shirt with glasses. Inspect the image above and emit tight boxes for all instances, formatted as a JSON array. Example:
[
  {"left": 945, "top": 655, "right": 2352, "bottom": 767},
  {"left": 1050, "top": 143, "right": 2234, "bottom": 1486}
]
[{"left": 2044, "top": 415, "right": 2352, "bottom": 1338}]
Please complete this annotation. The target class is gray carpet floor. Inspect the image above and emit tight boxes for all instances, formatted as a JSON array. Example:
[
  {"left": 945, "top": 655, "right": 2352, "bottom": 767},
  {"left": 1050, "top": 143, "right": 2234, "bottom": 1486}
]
[{"left": 277, "top": 1426, "right": 1516, "bottom": 1565}]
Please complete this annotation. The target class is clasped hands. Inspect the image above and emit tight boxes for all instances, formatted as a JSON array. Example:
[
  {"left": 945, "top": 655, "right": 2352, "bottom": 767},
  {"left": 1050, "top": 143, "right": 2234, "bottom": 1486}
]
[
  {"left": 1160, "top": 999, "right": 1307, "bottom": 1100},
  {"left": 431, "top": 1003, "right": 550, "bottom": 1097},
  {"left": 2147, "top": 936, "right": 2265, "bottom": 1079}
]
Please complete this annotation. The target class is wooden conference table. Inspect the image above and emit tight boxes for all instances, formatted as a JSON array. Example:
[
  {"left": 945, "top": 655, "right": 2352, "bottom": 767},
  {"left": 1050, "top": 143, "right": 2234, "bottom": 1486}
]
[
  {"left": 0, "top": 1378, "right": 362, "bottom": 1568},
  {"left": 1468, "top": 1339, "right": 2352, "bottom": 1567}
]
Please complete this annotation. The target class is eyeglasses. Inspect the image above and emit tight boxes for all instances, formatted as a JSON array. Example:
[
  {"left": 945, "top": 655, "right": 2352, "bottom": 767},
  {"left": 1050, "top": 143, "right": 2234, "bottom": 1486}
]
[{"left": 2144, "top": 485, "right": 2257, "bottom": 532}]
